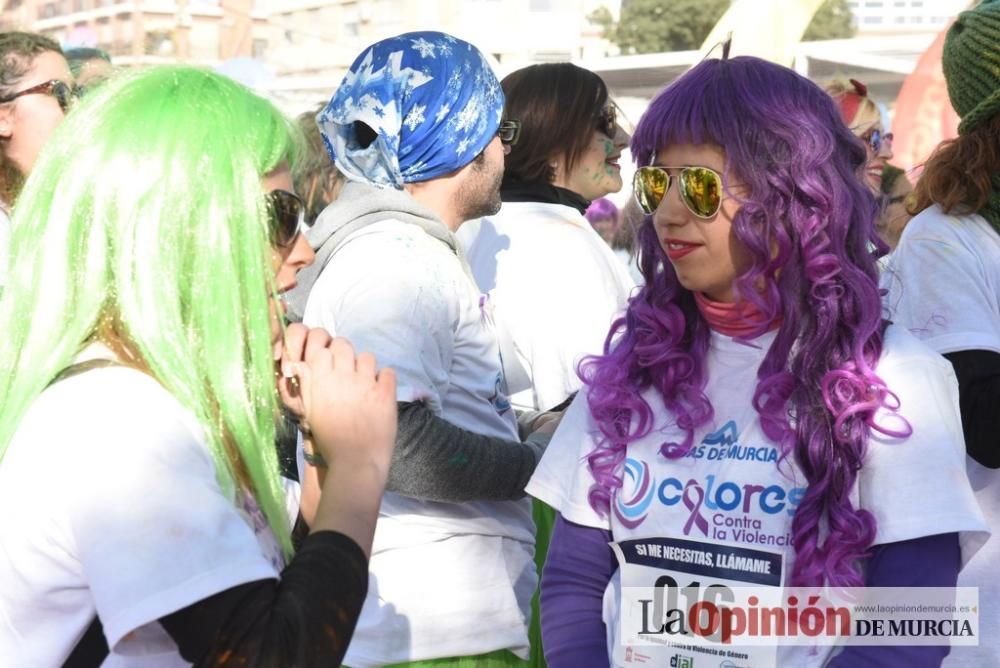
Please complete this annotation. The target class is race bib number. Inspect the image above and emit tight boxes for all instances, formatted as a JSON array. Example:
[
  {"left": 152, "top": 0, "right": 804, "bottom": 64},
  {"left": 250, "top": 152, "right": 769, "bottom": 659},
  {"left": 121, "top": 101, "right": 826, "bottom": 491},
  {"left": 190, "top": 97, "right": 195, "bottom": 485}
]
[{"left": 611, "top": 535, "right": 784, "bottom": 668}]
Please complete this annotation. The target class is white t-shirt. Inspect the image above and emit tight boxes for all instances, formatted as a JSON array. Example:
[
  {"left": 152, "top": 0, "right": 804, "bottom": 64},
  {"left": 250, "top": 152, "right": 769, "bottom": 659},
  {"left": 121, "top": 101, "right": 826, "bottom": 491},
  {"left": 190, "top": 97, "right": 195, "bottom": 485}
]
[
  {"left": 528, "top": 325, "right": 988, "bottom": 668},
  {"left": 303, "top": 219, "right": 535, "bottom": 666},
  {"left": 0, "top": 358, "right": 283, "bottom": 667},
  {"left": 882, "top": 204, "right": 1000, "bottom": 667},
  {"left": 458, "top": 201, "right": 636, "bottom": 412}
]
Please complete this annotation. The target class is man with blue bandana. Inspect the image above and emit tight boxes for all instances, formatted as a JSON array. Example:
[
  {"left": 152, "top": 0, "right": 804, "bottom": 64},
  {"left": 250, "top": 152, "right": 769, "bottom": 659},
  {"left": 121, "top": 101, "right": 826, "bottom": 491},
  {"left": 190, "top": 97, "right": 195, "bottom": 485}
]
[{"left": 287, "top": 32, "right": 554, "bottom": 667}]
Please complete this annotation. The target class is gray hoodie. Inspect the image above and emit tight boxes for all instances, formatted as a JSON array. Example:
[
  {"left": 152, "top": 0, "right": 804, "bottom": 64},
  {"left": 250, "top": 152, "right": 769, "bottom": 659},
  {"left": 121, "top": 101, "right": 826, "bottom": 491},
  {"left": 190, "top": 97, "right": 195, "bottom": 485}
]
[
  {"left": 282, "top": 178, "right": 547, "bottom": 503},
  {"left": 284, "top": 180, "right": 458, "bottom": 322}
]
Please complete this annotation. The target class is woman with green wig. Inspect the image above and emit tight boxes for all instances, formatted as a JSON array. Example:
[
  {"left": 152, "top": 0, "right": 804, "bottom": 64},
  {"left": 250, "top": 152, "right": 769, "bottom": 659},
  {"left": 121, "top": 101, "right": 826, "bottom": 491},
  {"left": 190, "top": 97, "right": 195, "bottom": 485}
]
[{"left": 0, "top": 65, "right": 398, "bottom": 666}]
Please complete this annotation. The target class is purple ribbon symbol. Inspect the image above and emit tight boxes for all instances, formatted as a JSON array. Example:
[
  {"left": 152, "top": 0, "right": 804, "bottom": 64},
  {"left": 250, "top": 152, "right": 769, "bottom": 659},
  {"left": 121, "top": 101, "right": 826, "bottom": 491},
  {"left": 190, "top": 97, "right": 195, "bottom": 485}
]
[{"left": 682, "top": 479, "right": 710, "bottom": 536}]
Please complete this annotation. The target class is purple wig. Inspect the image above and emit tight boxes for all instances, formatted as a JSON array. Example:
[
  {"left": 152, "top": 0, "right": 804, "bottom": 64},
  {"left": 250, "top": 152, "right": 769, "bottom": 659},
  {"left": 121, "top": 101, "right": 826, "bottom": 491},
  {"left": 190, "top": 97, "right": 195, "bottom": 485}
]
[
  {"left": 581, "top": 56, "right": 907, "bottom": 587},
  {"left": 585, "top": 197, "right": 619, "bottom": 223}
]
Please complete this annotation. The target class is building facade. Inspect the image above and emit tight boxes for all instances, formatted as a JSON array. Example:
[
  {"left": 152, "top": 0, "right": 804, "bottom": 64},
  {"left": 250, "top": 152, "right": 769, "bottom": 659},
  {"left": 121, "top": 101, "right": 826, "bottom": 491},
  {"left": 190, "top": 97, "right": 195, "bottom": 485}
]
[
  {"left": 847, "top": 0, "right": 972, "bottom": 34},
  {"left": 262, "top": 0, "right": 621, "bottom": 77},
  {"left": 1, "top": 0, "right": 269, "bottom": 66}
]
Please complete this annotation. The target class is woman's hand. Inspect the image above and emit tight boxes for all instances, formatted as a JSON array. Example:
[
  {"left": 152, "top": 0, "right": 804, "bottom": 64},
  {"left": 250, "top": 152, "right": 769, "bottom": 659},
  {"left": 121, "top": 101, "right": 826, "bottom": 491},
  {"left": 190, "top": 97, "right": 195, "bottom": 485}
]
[
  {"left": 276, "top": 323, "right": 325, "bottom": 424},
  {"left": 277, "top": 324, "right": 398, "bottom": 555},
  {"left": 277, "top": 324, "right": 397, "bottom": 476}
]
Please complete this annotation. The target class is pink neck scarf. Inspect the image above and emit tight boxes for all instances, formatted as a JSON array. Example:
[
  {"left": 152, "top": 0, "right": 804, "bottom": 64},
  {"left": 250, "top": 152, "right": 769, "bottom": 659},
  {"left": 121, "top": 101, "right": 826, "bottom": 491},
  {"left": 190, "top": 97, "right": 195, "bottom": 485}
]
[{"left": 694, "top": 292, "right": 781, "bottom": 338}]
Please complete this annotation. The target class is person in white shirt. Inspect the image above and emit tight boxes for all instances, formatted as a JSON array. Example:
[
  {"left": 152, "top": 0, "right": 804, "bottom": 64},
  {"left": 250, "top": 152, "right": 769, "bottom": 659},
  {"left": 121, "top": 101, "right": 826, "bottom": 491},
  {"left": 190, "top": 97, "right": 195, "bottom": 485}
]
[
  {"left": 0, "top": 65, "right": 397, "bottom": 667},
  {"left": 881, "top": 2, "right": 1000, "bottom": 665},
  {"left": 455, "top": 63, "right": 636, "bottom": 668},
  {"left": 284, "top": 32, "right": 555, "bottom": 667},
  {"left": 529, "top": 51, "right": 987, "bottom": 668},
  {"left": 459, "top": 62, "right": 636, "bottom": 415}
]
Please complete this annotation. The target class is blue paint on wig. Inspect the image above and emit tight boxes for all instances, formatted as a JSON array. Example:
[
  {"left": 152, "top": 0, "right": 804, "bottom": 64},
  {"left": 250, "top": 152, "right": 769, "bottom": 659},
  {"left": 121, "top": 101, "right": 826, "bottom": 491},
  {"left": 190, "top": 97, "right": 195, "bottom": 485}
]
[{"left": 581, "top": 56, "right": 906, "bottom": 587}]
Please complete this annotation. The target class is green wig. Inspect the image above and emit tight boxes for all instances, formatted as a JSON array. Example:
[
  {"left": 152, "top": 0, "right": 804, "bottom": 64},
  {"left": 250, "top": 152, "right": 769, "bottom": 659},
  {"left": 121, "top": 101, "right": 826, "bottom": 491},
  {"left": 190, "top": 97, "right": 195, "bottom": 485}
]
[{"left": 0, "top": 66, "right": 301, "bottom": 556}]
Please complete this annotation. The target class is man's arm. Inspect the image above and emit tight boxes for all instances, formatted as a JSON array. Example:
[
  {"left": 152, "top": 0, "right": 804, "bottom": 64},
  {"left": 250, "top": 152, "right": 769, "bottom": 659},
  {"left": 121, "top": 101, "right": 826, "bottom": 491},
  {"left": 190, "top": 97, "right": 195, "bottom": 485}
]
[{"left": 387, "top": 401, "right": 549, "bottom": 502}]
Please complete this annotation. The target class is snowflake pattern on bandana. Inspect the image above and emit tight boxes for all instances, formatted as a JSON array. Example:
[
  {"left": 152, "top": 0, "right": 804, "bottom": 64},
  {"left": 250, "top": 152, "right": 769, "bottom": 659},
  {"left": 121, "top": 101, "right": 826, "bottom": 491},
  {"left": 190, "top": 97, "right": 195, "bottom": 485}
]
[{"left": 317, "top": 31, "right": 504, "bottom": 189}]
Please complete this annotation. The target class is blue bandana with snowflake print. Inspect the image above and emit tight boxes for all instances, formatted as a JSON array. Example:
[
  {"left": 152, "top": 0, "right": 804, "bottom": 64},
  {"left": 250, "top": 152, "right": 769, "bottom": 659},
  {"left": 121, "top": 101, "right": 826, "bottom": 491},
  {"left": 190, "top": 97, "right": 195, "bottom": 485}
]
[{"left": 317, "top": 31, "right": 504, "bottom": 189}]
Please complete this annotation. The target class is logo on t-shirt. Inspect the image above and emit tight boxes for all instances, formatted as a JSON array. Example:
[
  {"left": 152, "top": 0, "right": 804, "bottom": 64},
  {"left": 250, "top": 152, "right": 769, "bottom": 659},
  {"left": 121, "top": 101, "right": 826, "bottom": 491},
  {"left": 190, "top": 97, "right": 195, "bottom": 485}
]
[
  {"left": 704, "top": 421, "right": 738, "bottom": 447},
  {"left": 613, "top": 421, "right": 806, "bottom": 547},
  {"left": 614, "top": 458, "right": 656, "bottom": 529},
  {"left": 681, "top": 421, "right": 779, "bottom": 464}
]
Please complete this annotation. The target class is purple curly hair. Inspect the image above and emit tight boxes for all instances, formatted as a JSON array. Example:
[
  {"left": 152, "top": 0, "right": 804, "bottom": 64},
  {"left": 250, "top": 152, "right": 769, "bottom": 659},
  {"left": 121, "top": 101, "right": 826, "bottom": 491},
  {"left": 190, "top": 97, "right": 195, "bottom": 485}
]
[{"left": 581, "top": 56, "right": 908, "bottom": 587}]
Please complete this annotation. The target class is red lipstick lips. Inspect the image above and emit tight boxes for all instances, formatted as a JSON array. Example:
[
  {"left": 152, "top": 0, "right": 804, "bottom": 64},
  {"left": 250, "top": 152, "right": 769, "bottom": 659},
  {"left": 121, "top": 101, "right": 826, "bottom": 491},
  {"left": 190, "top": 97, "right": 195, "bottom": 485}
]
[{"left": 663, "top": 238, "right": 701, "bottom": 261}]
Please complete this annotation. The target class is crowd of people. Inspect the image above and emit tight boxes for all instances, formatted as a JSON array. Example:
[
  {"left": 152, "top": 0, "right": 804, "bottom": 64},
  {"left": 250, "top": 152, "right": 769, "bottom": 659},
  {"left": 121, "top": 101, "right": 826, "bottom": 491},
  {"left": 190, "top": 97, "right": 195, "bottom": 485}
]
[{"left": 0, "top": 1, "right": 998, "bottom": 667}]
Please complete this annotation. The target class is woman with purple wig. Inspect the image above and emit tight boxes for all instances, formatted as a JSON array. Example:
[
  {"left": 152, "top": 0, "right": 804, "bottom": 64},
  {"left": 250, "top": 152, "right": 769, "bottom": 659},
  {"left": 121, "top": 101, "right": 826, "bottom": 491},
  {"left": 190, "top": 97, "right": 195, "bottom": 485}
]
[{"left": 526, "top": 55, "right": 987, "bottom": 667}]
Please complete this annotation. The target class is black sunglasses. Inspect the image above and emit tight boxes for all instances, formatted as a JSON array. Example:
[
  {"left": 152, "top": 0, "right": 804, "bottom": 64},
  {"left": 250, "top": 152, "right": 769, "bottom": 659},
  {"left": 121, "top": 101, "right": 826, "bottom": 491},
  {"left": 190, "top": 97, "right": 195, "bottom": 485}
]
[
  {"left": 266, "top": 190, "right": 306, "bottom": 248},
  {"left": 596, "top": 105, "right": 617, "bottom": 139},
  {"left": 0, "top": 79, "right": 77, "bottom": 112},
  {"left": 498, "top": 119, "right": 521, "bottom": 146}
]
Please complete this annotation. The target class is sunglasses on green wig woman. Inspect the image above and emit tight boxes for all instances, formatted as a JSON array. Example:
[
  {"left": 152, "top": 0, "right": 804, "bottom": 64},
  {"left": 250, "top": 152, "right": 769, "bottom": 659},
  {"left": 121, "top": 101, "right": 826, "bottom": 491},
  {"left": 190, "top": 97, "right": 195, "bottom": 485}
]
[
  {"left": 266, "top": 190, "right": 306, "bottom": 247},
  {"left": 633, "top": 164, "right": 724, "bottom": 218}
]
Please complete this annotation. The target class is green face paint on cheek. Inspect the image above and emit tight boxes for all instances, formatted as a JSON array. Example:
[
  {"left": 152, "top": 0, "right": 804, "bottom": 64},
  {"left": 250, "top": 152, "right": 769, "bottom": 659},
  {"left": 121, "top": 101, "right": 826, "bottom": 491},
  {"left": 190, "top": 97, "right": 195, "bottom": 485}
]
[{"left": 600, "top": 138, "right": 617, "bottom": 178}]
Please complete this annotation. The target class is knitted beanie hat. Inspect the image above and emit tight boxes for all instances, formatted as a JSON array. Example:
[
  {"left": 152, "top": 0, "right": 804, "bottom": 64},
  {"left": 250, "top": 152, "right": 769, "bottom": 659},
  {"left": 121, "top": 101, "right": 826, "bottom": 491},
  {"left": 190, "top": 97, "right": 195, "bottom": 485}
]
[{"left": 943, "top": 0, "right": 1000, "bottom": 135}]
